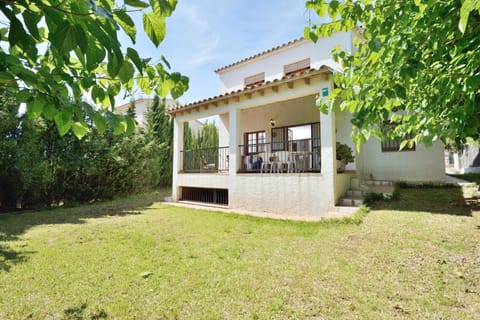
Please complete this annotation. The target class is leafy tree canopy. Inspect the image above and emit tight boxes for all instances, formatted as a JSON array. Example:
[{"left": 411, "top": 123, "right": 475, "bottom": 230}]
[
  {"left": 0, "top": 0, "right": 189, "bottom": 138},
  {"left": 305, "top": 0, "right": 480, "bottom": 149}
]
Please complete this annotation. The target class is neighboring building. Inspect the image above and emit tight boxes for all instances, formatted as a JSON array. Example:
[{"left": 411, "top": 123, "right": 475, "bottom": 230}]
[
  {"left": 167, "top": 31, "right": 445, "bottom": 220},
  {"left": 445, "top": 145, "right": 480, "bottom": 174},
  {"left": 115, "top": 98, "right": 180, "bottom": 127}
]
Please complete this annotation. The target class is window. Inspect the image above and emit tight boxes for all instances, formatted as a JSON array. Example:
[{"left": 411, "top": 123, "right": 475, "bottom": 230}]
[
  {"left": 245, "top": 131, "right": 266, "bottom": 154},
  {"left": 284, "top": 58, "right": 311, "bottom": 76},
  {"left": 381, "top": 123, "right": 415, "bottom": 152},
  {"left": 244, "top": 73, "right": 265, "bottom": 88}
]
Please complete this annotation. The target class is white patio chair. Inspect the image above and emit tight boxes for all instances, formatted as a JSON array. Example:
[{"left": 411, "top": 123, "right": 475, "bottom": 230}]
[{"left": 275, "top": 151, "right": 294, "bottom": 173}]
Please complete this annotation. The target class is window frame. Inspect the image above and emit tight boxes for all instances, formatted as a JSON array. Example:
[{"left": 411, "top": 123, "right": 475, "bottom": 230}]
[
  {"left": 381, "top": 122, "right": 416, "bottom": 152},
  {"left": 244, "top": 130, "right": 266, "bottom": 155}
]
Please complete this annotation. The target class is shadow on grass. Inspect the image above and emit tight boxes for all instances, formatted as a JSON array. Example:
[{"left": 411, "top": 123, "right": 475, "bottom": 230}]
[
  {"left": 63, "top": 303, "right": 108, "bottom": 320},
  {"left": 369, "top": 185, "right": 480, "bottom": 216},
  {"left": 0, "top": 192, "right": 166, "bottom": 272}
]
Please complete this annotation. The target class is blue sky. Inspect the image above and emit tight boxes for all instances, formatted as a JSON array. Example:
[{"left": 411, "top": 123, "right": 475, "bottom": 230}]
[{"left": 127, "top": 0, "right": 313, "bottom": 105}]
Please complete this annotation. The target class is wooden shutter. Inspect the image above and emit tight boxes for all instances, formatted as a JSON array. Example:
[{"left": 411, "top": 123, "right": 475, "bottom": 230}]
[{"left": 284, "top": 58, "right": 311, "bottom": 76}]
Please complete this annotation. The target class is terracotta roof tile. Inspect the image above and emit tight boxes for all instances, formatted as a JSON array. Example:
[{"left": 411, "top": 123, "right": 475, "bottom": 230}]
[
  {"left": 214, "top": 37, "right": 307, "bottom": 73},
  {"left": 168, "top": 66, "right": 334, "bottom": 114}
]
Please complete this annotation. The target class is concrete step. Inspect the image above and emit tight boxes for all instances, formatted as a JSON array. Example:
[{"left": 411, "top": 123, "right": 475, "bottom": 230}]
[
  {"left": 345, "top": 189, "right": 367, "bottom": 197},
  {"left": 364, "top": 179, "right": 394, "bottom": 187},
  {"left": 340, "top": 196, "right": 364, "bottom": 207},
  {"left": 350, "top": 177, "right": 361, "bottom": 190},
  {"left": 367, "top": 185, "right": 395, "bottom": 197}
]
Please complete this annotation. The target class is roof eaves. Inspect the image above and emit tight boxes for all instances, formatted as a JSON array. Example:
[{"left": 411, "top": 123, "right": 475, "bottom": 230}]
[
  {"left": 168, "top": 66, "right": 333, "bottom": 115},
  {"left": 214, "top": 37, "right": 306, "bottom": 74}
]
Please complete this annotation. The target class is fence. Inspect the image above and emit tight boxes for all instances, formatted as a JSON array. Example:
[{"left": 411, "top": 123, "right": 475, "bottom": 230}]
[
  {"left": 180, "top": 146, "right": 229, "bottom": 173},
  {"left": 238, "top": 138, "right": 322, "bottom": 173}
]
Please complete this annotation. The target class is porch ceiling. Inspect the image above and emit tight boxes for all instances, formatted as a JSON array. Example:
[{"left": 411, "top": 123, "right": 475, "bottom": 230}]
[{"left": 167, "top": 66, "right": 333, "bottom": 117}]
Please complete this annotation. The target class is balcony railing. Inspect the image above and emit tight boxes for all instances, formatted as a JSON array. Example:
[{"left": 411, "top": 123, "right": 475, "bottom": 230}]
[
  {"left": 180, "top": 146, "right": 229, "bottom": 173},
  {"left": 179, "top": 139, "right": 321, "bottom": 174},
  {"left": 238, "top": 138, "right": 321, "bottom": 173}
]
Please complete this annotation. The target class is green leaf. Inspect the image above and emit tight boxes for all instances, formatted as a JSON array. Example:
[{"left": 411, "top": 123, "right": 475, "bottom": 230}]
[
  {"left": 150, "top": 0, "right": 177, "bottom": 16},
  {"left": 107, "top": 51, "right": 122, "bottom": 77},
  {"left": 26, "top": 98, "right": 45, "bottom": 118},
  {"left": 125, "top": 115, "right": 136, "bottom": 134},
  {"left": 114, "top": 9, "right": 137, "bottom": 43},
  {"left": 114, "top": 116, "right": 127, "bottom": 135},
  {"left": 16, "top": 90, "right": 33, "bottom": 103},
  {"left": 94, "top": 113, "right": 106, "bottom": 134},
  {"left": 142, "top": 12, "right": 166, "bottom": 47},
  {"left": 127, "top": 47, "right": 144, "bottom": 73},
  {"left": 156, "top": 78, "right": 175, "bottom": 98},
  {"left": 50, "top": 21, "right": 86, "bottom": 53},
  {"left": 109, "top": 94, "right": 116, "bottom": 110},
  {"left": 22, "top": 10, "right": 42, "bottom": 41},
  {"left": 161, "top": 55, "right": 171, "bottom": 69},
  {"left": 86, "top": 40, "right": 106, "bottom": 71},
  {"left": 459, "top": 0, "right": 473, "bottom": 33},
  {"left": 72, "top": 121, "right": 89, "bottom": 139},
  {"left": 0, "top": 71, "right": 15, "bottom": 84},
  {"left": 54, "top": 112, "right": 72, "bottom": 136},
  {"left": 94, "top": 6, "right": 114, "bottom": 19},
  {"left": 118, "top": 60, "right": 135, "bottom": 83},
  {"left": 91, "top": 86, "right": 106, "bottom": 104},
  {"left": 43, "top": 103, "right": 57, "bottom": 121},
  {"left": 138, "top": 76, "right": 152, "bottom": 93},
  {"left": 8, "top": 16, "right": 32, "bottom": 52},
  {"left": 125, "top": 0, "right": 150, "bottom": 9},
  {"left": 73, "top": 24, "right": 88, "bottom": 54}
]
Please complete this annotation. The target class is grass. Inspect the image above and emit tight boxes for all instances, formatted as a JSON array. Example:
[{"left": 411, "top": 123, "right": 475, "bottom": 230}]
[{"left": 1, "top": 187, "right": 479, "bottom": 319}]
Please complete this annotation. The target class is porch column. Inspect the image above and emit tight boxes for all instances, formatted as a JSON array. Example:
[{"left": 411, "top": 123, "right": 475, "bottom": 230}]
[
  {"left": 320, "top": 110, "right": 336, "bottom": 209},
  {"left": 172, "top": 117, "right": 184, "bottom": 201},
  {"left": 228, "top": 108, "right": 240, "bottom": 176}
]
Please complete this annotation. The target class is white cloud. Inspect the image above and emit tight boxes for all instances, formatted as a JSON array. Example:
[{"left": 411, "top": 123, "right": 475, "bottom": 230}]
[
  {"left": 166, "top": 2, "right": 221, "bottom": 67},
  {"left": 177, "top": 3, "right": 209, "bottom": 30}
]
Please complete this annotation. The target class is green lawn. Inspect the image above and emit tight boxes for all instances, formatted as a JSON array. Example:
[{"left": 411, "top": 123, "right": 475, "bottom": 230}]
[{"left": 1, "top": 187, "right": 479, "bottom": 319}]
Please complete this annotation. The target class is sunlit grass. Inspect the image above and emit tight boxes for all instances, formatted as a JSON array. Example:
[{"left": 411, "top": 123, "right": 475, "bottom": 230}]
[{"left": 0, "top": 187, "right": 479, "bottom": 319}]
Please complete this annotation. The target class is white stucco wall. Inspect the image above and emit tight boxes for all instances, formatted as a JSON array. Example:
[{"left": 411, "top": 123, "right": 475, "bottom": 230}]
[
  {"left": 335, "top": 110, "right": 357, "bottom": 171},
  {"left": 176, "top": 173, "right": 229, "bottom": 190},
  {"left": 217, "top": 31, "right": 354, "bottom": 93},
  {"left": 359, "top": 140, "right": 446, "bottom": 182},
  {"left": 218, "top": 113, "right": 230, "bottom": 147},
  {"left": 230, "top": 174, "right": 332, "bottom": 218}
]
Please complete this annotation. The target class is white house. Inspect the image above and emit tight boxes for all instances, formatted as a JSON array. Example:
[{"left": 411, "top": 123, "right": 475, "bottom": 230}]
[
  {"left": 445, "top": 145, "right": 480, "bottom": 174},
  {"left": 167, "top": 31, "right": 446, "bottom": 220}
]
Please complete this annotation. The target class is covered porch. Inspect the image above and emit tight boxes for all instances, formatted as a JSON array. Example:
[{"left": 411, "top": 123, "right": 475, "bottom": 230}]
[{"left": 169, "top": 67, "right": 355, "bottom": 218}]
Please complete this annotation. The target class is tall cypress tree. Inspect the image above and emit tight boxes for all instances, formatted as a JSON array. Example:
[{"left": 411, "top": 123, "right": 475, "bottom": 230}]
[
  {"left": 126, "top": 100, "right": 137, "bottom": 125},
  {"left": 145, "top": 95, "right": 173, "bottom": 186}
]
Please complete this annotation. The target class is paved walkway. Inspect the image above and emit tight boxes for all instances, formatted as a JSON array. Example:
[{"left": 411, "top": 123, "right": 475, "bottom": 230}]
[
  {"left": 444, "top": 175, "right": 476, "bottom": 186},
  {"left": 162, "top": 200, "right": 356, "bottom": 222}
]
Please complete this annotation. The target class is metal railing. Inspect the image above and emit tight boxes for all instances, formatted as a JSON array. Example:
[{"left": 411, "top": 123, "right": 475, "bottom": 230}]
[
  {"left": 180, "top": 146, "right": 229, "bottom": 173},
  {"left": 238, "top": 138, "right": 321, "bottom": 173}
]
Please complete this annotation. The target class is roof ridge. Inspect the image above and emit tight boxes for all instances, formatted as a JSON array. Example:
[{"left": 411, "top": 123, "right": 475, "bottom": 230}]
[{"left": 214, "top": 37, "right": 306, "bottom": 74}]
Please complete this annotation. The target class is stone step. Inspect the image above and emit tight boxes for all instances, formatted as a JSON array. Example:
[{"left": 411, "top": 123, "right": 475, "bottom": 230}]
[
  {"left": 367, "top": 185, "right": 395, "bottom": 197},
  {"left": 340, "top": 196, "right": 364, "bottom": 207},
  {"left": 350, "top": 177, "right": 361, "bottom": 190},
  {"left": 345, "top": 189, "right": 367, "bottom": 197},
  {"left": 364, "top": 179, "right": 394, "bottom": 187}
]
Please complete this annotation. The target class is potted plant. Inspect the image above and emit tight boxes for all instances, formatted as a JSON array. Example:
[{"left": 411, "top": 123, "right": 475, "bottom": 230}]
[{"left": 336, "top": 142, "right": 354, "bottom": 172}]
